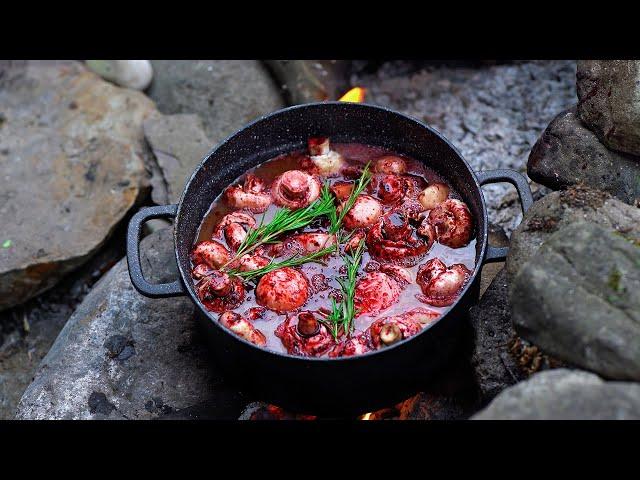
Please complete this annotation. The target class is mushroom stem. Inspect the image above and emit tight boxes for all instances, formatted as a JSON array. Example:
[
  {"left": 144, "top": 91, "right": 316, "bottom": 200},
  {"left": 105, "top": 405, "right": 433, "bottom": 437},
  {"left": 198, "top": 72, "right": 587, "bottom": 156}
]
[
  {"left": 308, "top": 137, "right": 331, "bottom": 156},
  {"left": 379, "top": 323, "right": 402, "bottom": 346},
  {"left": 297, "top": 312, "right": 320, "bottom": 337},
  {"left": 208, "top": 271, "right": 232, "bottom": 297}
]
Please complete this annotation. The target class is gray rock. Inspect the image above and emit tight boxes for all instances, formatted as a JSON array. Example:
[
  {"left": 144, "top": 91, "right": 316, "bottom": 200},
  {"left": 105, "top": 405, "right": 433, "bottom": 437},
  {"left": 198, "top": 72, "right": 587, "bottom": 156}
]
[
  {"left": 506, "top": 185, "right": 640, "bottom": 286},
  {"left": 0, "top": 60, "right": 158, "bottom": 311},
  {"left": 0, "top": 225, "right": 126, "bottom": 420},
  {"left": 15, "top": 228, "right": 246, "bottom": 419},
  {"left": 142, "top": 219, "right": 171, "bottom": 237},
  {"left": 355, "top": 60, "right": 576, "bottom": 235},
  {"left": 577, "top": 60, "right": 640, "bottom": 156},
  {"left": 511, "top": 222, "right": 640, "bottom": 381},
  {"left": 473, "top": 369, "right": 640, "bottom": 420},
  {"left": 528, "top": 107, "right": 640, "bottom": 206},
  {"left": 143, "top": 114, "right": 212, "bottom": 204},
  {"left": 147, "top": 61, "right": 284, "bottom": 145}
]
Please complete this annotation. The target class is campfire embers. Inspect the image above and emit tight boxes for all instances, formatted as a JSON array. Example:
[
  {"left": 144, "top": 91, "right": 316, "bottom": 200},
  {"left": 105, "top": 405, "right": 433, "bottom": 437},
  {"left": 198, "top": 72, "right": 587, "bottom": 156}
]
[
  {"left": 241, "top": 345, "right": 479, "bottom": 420},
  {"left": 241, "top": 401, "right": 400, "bottom": 420},
  {"left": 244, "top": 403, "right": 317, "bottom": 421},
  {"left": 242, "top": 391, "right": 466, "bottom": 420}
]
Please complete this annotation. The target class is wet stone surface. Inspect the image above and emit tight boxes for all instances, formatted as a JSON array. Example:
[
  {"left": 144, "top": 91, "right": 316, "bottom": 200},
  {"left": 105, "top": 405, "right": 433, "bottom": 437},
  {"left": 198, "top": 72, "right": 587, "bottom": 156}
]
[
  {"left": 511, "top": 221, "right": 640, "bottom": 381},
  {"left": 577, "top": 60, "right": 640, "bottom": 156},
  {"left": 506, "top": 185, "right": 640, "bottom": 287},
  {"left": 143, "top": 113, "right": 213, "bottom": 204},
  {"left": 473, "top": 369, "right": 640, "bottom": 420},
  {"left": 528, "top": 107, "right": 640, "bottom": 206},
  {"left": 15, "top": 228, "right": 248, "bottom": 420},
  {"left": 147, "top": 60, "right": 284, "bottom": 145},
  {"left": 0, "top": 221, "right": 127, "bottom": 419},
  {"left": 0, "top": 60, "right": 157, "bottom": 311}
]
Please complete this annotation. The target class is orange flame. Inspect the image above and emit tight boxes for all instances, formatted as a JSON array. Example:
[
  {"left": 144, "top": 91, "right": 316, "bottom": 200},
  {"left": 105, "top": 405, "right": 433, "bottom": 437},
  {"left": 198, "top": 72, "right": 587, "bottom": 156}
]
[
  {"left": 339, "top": 87, "right": 366, "bottom": 103},
  {"left": 360, "top": 412, "right": 374, "bottom": 420}
]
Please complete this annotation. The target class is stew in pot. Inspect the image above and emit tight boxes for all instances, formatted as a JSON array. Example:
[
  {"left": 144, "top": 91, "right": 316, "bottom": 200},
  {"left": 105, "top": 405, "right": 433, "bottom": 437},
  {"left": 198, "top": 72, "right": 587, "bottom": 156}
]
[{"left": 190, "top": 138, "right": 476, "bottom": 358}]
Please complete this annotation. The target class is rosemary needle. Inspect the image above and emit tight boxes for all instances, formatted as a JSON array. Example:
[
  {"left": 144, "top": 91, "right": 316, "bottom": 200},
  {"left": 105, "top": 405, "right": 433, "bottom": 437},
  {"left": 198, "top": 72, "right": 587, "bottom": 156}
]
[
  {"left": 221, "top": 185, "right": 335, "bottom": 269},
  {"left": 228, "top": 245, "right": 336, "bottom": 282},
  {"left": 321, "top": 238, "right": 366, "bottom": 339}
]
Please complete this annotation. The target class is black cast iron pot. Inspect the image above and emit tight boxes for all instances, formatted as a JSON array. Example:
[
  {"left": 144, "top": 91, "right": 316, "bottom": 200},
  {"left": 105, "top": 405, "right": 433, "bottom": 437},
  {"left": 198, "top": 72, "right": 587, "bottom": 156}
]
[{"left": 126, "top": 102, "right": 532, "bottom": 415}]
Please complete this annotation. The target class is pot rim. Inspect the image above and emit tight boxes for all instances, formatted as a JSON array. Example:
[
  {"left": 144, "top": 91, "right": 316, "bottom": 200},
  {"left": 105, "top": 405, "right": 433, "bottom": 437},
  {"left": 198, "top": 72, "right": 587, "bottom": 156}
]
[{"left": 174, "top": 101, "right": 488, "bottom": 363}]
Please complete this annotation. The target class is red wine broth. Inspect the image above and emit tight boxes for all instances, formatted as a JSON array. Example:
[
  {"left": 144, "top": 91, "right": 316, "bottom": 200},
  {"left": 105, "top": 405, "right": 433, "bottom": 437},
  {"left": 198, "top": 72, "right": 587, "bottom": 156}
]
[{"left": 194, "top": 143, "right": 476, "bottom": 355}]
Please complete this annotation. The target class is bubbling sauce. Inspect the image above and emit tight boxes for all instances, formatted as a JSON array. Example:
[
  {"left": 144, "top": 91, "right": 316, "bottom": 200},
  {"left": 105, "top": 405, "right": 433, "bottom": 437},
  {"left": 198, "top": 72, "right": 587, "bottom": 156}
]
[{"left": 191, "top": 141, "right": 476, "bottom": 357}]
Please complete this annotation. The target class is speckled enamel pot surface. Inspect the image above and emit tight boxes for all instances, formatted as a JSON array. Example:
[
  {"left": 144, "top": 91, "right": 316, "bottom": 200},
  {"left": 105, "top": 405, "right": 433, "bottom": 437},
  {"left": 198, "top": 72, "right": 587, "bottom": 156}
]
[{"left": 127, "top": 102, "right": 532, "bottom": 415}]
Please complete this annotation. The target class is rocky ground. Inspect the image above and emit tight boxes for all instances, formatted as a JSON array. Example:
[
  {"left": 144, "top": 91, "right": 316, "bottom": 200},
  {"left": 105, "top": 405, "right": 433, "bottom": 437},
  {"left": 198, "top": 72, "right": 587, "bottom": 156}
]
[{"left": 3, "top": 59, "right": 639, "bottom": 420}]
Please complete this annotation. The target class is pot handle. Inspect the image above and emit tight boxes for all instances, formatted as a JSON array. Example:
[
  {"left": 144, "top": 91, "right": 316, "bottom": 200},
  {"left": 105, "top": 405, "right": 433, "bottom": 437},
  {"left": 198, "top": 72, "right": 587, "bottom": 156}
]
[
  {"left": 126, "top": 204, "right": 186, "bottom": 298},
  {"left": 476, "top": 169, "right": 533, "bottom": 264}
]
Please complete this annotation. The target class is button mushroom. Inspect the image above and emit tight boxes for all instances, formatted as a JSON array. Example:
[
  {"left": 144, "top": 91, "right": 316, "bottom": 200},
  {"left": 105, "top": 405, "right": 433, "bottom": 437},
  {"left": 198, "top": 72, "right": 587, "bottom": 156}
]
[
  {"left": 418, "top": 182, "right": 450, "bottom": 210},
  {"left": 271, "top": 170, "right": 322, "bottom": 210},
  {"left": 225, "top": 173, "right": 272, "bottom": 213},
  {"left": 374, "top": 155, "right": 407, "bottom": 175},
  {"left": 340, "top": 194, "right": 383, "bottom": 230},
  {"left": 379, "top": 323, "right": 402, "bottom": 345},
  {"left": 255, "top": 267, "right": 310, "bottom": 312},
  {"left": 420, "top": 199, "right": 473, "bottom": 248},
  {"left": 196, "top": 272, "right": 245, "bottom": 313},
  {"left": 354, "top": 271, "right": 404, "bottom": 315},
  {"left": 275, "top": 312, "right": 334, "bottom": 356},
  {"left": 219, "top": 311, "right": 267, "bottom": 347},
  {"left": 191, "top": 241, "right": 232, "bottom": 269},
  {"left": 416, "top": 258, "right": 471, "bottom": 307}
]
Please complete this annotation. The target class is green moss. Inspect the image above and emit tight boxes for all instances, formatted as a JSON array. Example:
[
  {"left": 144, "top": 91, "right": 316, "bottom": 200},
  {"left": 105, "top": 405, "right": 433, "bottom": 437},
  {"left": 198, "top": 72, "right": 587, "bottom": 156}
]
[{"left": 608, "top": 268, "right": 623, "bottom": 293}]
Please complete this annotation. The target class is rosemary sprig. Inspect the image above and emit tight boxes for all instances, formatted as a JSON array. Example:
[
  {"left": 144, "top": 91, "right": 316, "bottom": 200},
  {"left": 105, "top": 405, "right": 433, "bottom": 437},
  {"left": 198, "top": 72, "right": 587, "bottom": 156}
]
[
  {"left": 328, "top": 161, "right": 372, "bottom": 234},
  {"left": 227, "top": 245, "right": 335, "bottom": 282},
  {"left": 321, "top": 238, "right": 366, "bottom": 339},
  {"left": 222, "top": 164, "right": 372, "bottom": 270},
  {"left": 221, "top": 185, "right": 335, "bottom": 269}
]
